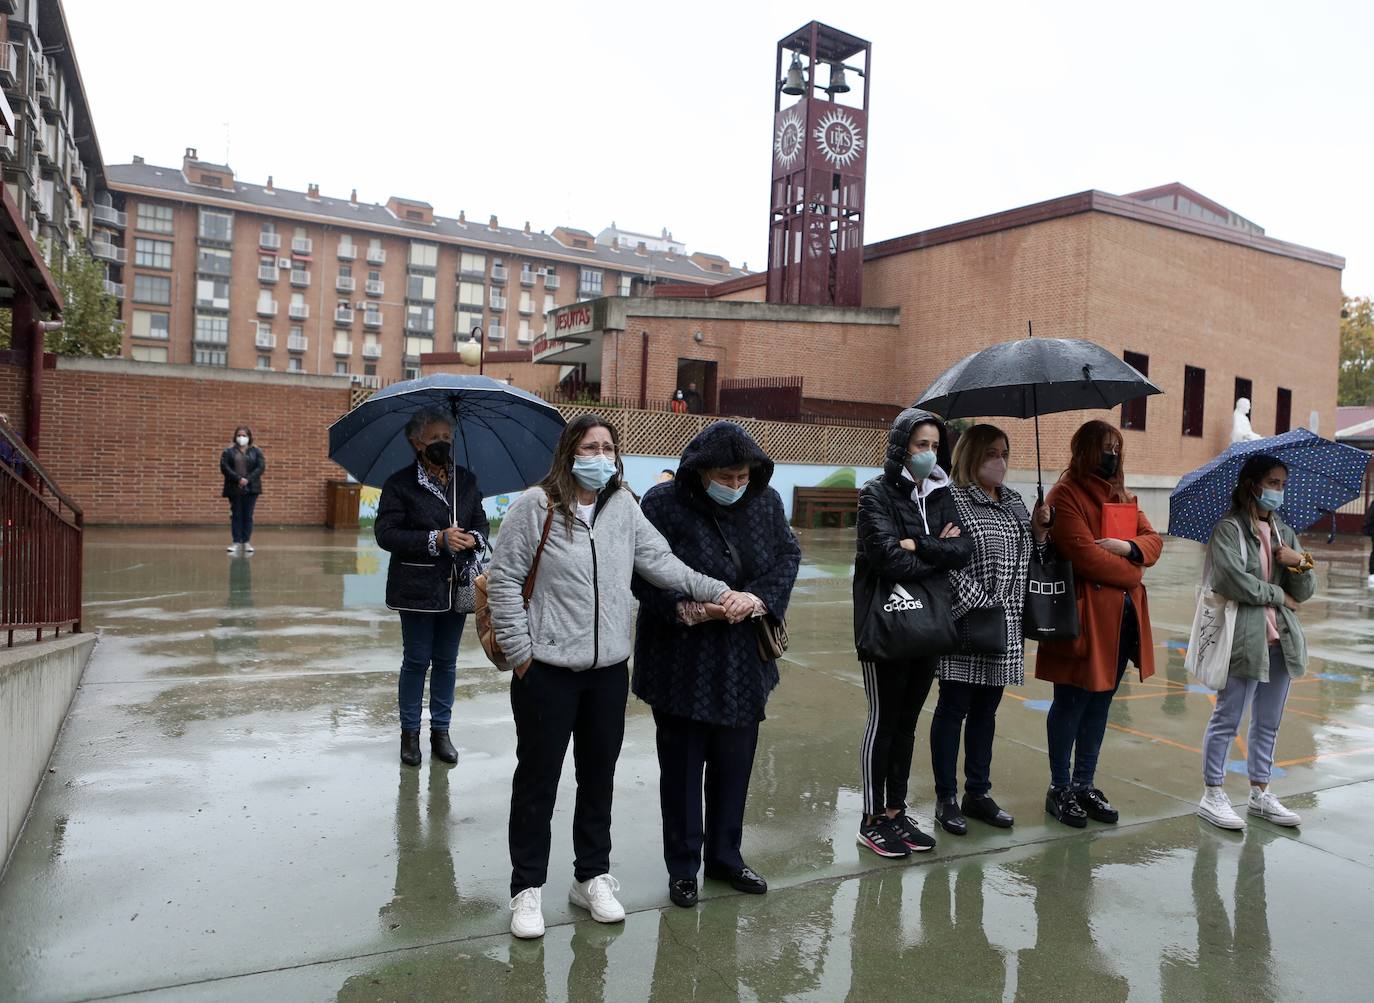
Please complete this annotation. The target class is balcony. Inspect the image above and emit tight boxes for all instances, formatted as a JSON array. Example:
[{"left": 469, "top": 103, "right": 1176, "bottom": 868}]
[
  {"left": 459, "top": 264, "right": 485, "bottom": 280},
  {"left": 258, "top": 264, "right": 278, "bottom": 283},
  {"left": 517, "top": 327, "right": 534, "bottom": 344},
  {"left": 102, "top": 279, "right": 125, "bottom": 299},
  {"left": 291, "top": 237, "right": 313, "bottom": 254},
  {"left": 354, "top": 374, "right": 382, "bottom": 390},
  {"left": 335, "top": 275, "right": 355, "bottom": 293},
  {"left": 92, "top": 204, "right": 126, "bottom": 228},
  {"left": 362, "top": 342, "right": 381, "bottom": 360},
  {"left": 333, "top": 340, "right": 353, "bottom": 358},
  {"left": 488, "top": 325, "right": 506, "bottom": 342},
  {"left": 90, "top": 239, "right": 126, "bottom": 264},
  {"left": 364, "top": 279, "right": 384, "bottom": 296},
  {"left": 334, "top": 306, "right": 355, "bottom": 325},
  {"left": 0, "top": 41, "right": 15, "bottom": 89},
  {"left": 255, "top": 329, "right": 277, "bottom": 350},
  {"left": 290, "top": 269, "right": 311, "bottom": 287},
  {"left": 543, "top": 272, "right": 560, "bottom": 289},
  {"left": 288, "top": 303, "right": 309, "bottom": 321},
  {"left": 337, "top": 243, "right": 357, "bottom": 261},
  {"left": 518, "top": 301, "right": 534, "bottom": 316},
  {"left": 365, "top": 246, "right": 386, "bottom": 265},
  {"left": 256, "top": 300, "right": 278, "bottom": 317},
  {"left": 490, "top": 265, "right": 507, "bottom": 284},
  {"left": 259, "top": 232, "right": 281, "bottom": 251},
  {"left": 363, "top": 312, "right": 382, "bottom": 329},
  {"left": 0, "top": 131, "right": 15, "bottom": 162},
  {"left": 520, "top": 269, "right": 536, "bottom": 286},
  {"left": 287, "top": 334, "right": 308, "bottom": 353},
  {"left": 490, "top": 294, "right": 507, "bottom": 311}
]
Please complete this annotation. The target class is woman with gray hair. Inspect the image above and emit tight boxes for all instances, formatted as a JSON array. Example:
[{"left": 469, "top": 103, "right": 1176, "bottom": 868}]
[{"left": 375, "top": 406, "right": 490, "bottom": 767}]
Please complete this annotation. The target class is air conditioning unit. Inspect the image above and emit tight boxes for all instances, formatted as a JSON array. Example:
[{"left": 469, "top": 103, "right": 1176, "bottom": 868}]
[{"left": 277, "top": 257, "right": 291, "bottom": 269}]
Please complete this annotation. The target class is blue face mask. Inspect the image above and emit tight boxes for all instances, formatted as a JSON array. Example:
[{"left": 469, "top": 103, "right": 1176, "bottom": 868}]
[
  {"left": 706, "top": 478, "right": 747, "bottom": 506},
  {"left": 906, "top": 450, "right": 936, "bottom": 482},
  {"left": 572, "top": 455, "right": 616, "bottom": 492},
  {"left": 1257, "top": 488, "right": 1284, "bottom": 512}
]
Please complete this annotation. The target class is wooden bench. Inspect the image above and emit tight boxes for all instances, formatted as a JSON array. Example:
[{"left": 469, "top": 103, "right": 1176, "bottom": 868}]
[{"left": 792, "top": 486, "right": 860, "bottom": 529}]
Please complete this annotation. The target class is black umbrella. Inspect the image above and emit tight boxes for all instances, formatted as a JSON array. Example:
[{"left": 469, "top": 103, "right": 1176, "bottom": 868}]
[{"left": 915, "top": 323, "right": 1162, "bottom": 502}]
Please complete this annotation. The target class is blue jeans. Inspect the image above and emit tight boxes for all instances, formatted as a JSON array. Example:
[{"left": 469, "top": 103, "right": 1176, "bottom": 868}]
[
  {"left": 398, "top": 610, "right": 465, "bottom": 732},
  {"left": 1202, "top": 645, "right": 1292, "bottom": 786},
  {"left": 1046, "top": 603, "right": 1138, "bottom": 790},
  {"left": 229, "top": 493, "right": 258, "bottom": 543}
]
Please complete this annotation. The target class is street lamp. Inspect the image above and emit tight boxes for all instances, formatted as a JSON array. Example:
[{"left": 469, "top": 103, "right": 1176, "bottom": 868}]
[{"left": 458, "top": 325, "right": 484, "bottom": 374}]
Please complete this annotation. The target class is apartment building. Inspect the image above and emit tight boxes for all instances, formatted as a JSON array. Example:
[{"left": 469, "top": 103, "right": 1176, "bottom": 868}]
[{"left": 102, "top": 149, "right": 745, "bottom": 387}]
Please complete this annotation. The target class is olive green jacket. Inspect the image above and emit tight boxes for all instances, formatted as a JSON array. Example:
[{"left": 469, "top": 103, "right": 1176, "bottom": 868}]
[{"left": 1206, "top": 514, "right": 1315, "bottom": 682}]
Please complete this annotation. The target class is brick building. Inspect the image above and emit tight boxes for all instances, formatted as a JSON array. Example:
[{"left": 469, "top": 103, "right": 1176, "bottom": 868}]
[{"left": 99, "top": 149, "right": 745, "bottom": 388}]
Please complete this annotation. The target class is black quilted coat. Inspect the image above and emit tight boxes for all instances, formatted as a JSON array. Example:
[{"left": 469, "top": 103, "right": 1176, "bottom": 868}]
[{"left": 632, "top": 422, "right": 801, "bottom": 727}]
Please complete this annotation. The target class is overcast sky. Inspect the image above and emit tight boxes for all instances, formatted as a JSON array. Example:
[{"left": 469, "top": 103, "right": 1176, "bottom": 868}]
[{"left": 66, "top": 0, "right": 1372, "bottom": 297}]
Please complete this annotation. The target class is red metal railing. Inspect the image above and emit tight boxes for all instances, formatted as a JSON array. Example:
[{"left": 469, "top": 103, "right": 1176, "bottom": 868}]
[{"left": 0, "top": 421, "right": 83, "bottom": 647}]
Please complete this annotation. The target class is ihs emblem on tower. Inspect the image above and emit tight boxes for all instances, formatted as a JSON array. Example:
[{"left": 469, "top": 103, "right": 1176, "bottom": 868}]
[
  {"left": 773, "top": 109, "right": 805, "bottom": 170},
  {"left": 813, "top": 109, "right": 864, "bottom": 168}
]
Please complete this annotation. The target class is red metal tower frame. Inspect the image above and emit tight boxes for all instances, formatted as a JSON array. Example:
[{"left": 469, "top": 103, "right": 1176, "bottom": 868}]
[{"left": 766, "top": 22, "right": 871, "bottom": 308}]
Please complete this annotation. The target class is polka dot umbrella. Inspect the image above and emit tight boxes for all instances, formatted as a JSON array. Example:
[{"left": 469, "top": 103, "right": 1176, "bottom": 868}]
[{"left": 1167, "top": 429, "right": 1371, "bottom": 544}]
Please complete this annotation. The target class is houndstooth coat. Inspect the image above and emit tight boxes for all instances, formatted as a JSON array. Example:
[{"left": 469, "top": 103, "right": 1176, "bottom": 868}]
[{"left": 939, "top": 484, "right": 1047, "bottom": 687}]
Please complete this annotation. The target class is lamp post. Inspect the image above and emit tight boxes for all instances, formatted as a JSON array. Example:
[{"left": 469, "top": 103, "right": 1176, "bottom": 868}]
[{"left": 458, "top": 326, "right": 485, "bottom": 374}]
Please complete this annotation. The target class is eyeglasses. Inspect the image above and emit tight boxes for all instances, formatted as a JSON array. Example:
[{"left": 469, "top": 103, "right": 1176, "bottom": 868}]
[{"left": 576, "top": 443, "right": 618, "bottom": 457}]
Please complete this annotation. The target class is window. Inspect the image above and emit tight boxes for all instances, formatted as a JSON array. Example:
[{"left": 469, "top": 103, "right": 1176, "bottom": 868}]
[
  {"left": 135, "top": 238, "right": 173, "bottom": 269},
  {"left": 519, "top": 291, "right": 533, "bottom": 313},
  {"left": 198, "top": 209, "right": 233, "bottom": 243},
  {"left": 256, "top": 356, "right": 271, "bottom": 370},
  {"left": 133, "top": 274, "right": 171, "bottom": 304},
  {"left": 257, "top": 290, "right": 276, "bottom": 313},
  {"left": 579, "top": 268, "right": 603, "bottom": 296},
  {"left": 339, "top": 264, "right": 353, "bottom": 279},
  {"left": 456, "top": 309, "right": 483, "bottom": 339},
  {"left": 407, "top": 274, "right": 437, "bottom": 301},
  {"left": 458, "top": 282, "right": 484, "bottom": 307},
  {"left": 198, "top": 247, "right": 232, "bottom": 276},
  {"left": 1234, "top": 377, "right": 1253, "bottom": 411},
  {"left": 136, "top": 203, "right": 174, "bottom": 234},
  {"left": 406, "top": 304, "right": 435, "bottom": 333},
  {"left": 1275, "top": 388, "right": 1292, "bottom": 434},
  {"left": 619, "top": 275, "right": 632, "bottom": 296},
  {"left": 1121, "top": 352, "right": 1149, "bottom": 430},
  {"left": 131, "top": 310, "right": 170, "bottom": 340},
  {"left": 131, "top": 345, "right": 168, "bottom": 363},
  {"left": 194, "top": 348, "right": 227, "bottom": 367},
  {"left": 194, "top": 314, "right": 229, "bottom": 344},
  {"left": 196, "top": 277, "right": 230, "bottom": 311},
  {"left": 335, "top": 362, "right": 348, "bottom": 376},
  {"left": 518, "top": 319, "right": 531, "bottom": 342},
  {"left": 460, "top": 251, "right": 486, "bottom": 276},
  {"left": 368, "top": 269, "right": 381, "bottom": 283},
  {"left": 408, "top": 242, "right": 438, "bottom": 269},
  {"left": 406, "top": 335, "right": 434, "bottom": 358},
  {"left": 543, "top": 294, "right": 557, "bottom": 314},
  {"left": 288, "top": 357, "right": 303, "bottom": 373},
  {"left": 1182, "top": 365, "right": 1206, "bottom": 437},
  {"left": 404, "top": 366, "right": 420, "bottom": 380}
]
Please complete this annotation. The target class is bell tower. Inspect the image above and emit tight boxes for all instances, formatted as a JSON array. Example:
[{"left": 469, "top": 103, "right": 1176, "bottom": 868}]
[{"left": 766, "top": 22, "right": 871, "bottom": 308}]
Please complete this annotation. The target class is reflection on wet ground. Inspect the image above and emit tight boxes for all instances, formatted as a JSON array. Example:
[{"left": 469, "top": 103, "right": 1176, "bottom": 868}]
[{"left": 2, "top": 526, "right": 1373, "bottom": 1002}]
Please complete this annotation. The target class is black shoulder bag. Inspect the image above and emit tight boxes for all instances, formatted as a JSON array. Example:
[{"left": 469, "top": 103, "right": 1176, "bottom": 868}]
[{"left": 711, "top": 515, "right": 789, "bottom": 662}]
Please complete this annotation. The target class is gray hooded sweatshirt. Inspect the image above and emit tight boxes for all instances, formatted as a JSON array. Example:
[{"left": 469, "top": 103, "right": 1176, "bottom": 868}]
[{"left": 487, "top": 486, "right": 729, "bottom": 671}]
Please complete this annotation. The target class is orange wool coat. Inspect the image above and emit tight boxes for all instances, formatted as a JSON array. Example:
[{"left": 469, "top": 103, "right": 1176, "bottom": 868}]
[{"left": 1034, "top": 474, "right": 1163, "bottom": 691}]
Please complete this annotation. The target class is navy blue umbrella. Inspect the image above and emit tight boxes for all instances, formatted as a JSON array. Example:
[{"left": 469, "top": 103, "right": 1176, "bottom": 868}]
[
  {"left": 1167, "top": 429, "right": 1369, "bottom": 544},
  {"left": 327, "top": 375, "right": 565, "bottom": 497}
]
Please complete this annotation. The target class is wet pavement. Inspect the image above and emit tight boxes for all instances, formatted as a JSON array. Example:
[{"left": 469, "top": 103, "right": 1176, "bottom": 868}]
[{"left": 2, "top": 525, "right": 1373, "bottom": 1002}]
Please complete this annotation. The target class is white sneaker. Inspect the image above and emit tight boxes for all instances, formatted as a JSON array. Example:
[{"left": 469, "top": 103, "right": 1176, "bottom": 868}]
[
  {"left": 1248, "top": 788, "right": 1302, "bottom": 827},
  {"left": 1196, "top": 786, "right": 1245, "bottom": 830},
  {"left": 227, "top": 543, "right": 241, "bottom": 554},
  {"left": 569, "top": 873, "right": 625, "bottom": 923},
  {"left": 509, "top": 887, "right": 545, "bottom": 939},
  {"left": 243, "top": 542, "right": 255, "bottom": 554}
]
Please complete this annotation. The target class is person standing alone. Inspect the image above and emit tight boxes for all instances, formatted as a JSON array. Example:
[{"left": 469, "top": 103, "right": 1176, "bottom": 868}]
[{"left": 221, "top": 425, "right": 265, "bottom": 555}]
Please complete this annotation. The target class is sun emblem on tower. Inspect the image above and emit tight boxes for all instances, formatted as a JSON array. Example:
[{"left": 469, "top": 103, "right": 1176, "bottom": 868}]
[
  {"left": 813, "top": 109, "right": 864, "bottom": 169},
  {"left": 773, "top": 108, "right": 804, "bottom": 171}
]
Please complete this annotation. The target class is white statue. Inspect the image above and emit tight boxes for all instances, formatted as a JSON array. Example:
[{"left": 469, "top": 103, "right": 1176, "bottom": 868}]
[{"left": 1231, "top": 398, "right": 1263, "bottom": 444}]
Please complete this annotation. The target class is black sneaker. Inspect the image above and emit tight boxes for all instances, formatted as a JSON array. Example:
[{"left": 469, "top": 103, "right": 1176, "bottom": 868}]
[
  {"left": 1075, "top": 787, "right": 1119, "bottom": 823},
  {"left": 889, "top": 813, "right": 937, "bottom": 852},
  {"left": 1045, "top": 787, "right": 1088, "bottom": 828},
  {"left": 857, "top": 817, "right": 910, "bottom": 858}
]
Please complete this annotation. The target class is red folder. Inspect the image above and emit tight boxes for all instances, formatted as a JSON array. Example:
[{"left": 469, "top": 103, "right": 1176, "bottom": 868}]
[{"left": 1101, "top": 502, "right": 1138, "bottom": 541}]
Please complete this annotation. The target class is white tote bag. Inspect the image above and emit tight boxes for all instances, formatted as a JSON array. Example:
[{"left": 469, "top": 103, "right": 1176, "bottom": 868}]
[{"left": 1184, "top": 519, "right": 1247, "bottom": 690}]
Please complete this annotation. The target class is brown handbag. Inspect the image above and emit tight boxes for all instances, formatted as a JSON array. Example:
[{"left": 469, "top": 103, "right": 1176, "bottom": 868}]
[{"left": 475, "top": 499, "right": 555, "bottom": 673}]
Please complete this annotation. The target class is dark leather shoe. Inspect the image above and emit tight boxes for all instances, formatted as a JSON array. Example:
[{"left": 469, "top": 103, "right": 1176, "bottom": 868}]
[
  {"left": 668, "top": 878, "right": 698, "bottom": 908},
  {"left": 962, "top": 794, "right": 1014, "bottom": 828},
  {"left": 935, "top": 798, "right": 967, "bottom": 835},
  {"left": 1076, "top": 787, "right": 1119, "bottom": 823},
  {"left": 1046, "top": 787, "right": 1088, "bottom": 828},
  {"left": 704, "top": 864, "right": 767, "bottom": 894},
  {"left": 430, "top": 729, "right": 458, "bottom": 764},
  {"left": 400, "top": 729, "right": 421, "bottom": 767}
]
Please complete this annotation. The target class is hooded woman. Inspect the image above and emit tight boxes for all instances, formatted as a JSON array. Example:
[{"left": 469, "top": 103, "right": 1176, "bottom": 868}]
[
  {"left": 632, "top": 421, "right": 801, "bottom": 908},
  {"left": 852, "top": 408, "right": 973, "bottom": 858}
]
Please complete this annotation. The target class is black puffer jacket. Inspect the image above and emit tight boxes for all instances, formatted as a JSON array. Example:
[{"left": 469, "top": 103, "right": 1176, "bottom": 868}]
[
  {"left": 375, "top": 462, "right": 490, "bottom": 613},
  {"left": 852, "top": 408, "right": 973, "bottom": 655},
  {"left": 220, "top": 445, "right": 265, "bottom": 498},
  {"left": 632, "top": 421, "right": 801, "bottom": 727}
]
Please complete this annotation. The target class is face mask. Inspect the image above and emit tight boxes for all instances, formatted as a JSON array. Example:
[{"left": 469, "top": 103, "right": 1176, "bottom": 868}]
[
  {"left": 978, "top": 457, "right": 1008, "bottom": 488},
  {"left": 1097, "top": 452, "right": 1119, "bottom": 479},
  {"left": 572, "top": 455, "right": 617, "bottom": 492},
  {"left": 706, "top": 479, "right": 747, "bottom": 506},
  {"left": 423, "top": 440, "right": 452, "bottom": 465},
  {"left": 1257, "top": 488, "right": 1284, "bottom": 512},
  {"left": 235, "top": 435, "right": 249, "bottom": 447},
  {"left": 905, "top": 450, "right": 937, "bottom": 482}
]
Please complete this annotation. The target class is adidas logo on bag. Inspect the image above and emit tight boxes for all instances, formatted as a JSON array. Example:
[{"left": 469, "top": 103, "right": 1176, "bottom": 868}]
[{"left": 884, "top": 584, "right": 925, "bottom": 613}]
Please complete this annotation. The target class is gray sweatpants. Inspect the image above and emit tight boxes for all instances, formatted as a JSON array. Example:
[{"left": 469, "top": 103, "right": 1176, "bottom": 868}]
[{"left": 1202, "top": 644, "right": 1292, "bottom": 786}]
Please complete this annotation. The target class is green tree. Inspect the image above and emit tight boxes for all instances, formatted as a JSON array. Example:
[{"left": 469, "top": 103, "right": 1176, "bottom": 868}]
[
  {"left": 0, "top": 246, "right": 119, "bottom": 356},
  {"left": 1339, "top": 295, "right": 1374, "bottom": 406}
]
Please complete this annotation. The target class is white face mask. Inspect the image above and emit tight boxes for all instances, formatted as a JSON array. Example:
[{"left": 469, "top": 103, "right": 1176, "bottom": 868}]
[{"left": 236, "top": 435, "right": 249, "bottom": 447}]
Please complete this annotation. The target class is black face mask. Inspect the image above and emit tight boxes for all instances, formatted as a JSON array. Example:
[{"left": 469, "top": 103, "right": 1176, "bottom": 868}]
[
  {"left": 1097, "top": 452, "right": 1119, "bottom": 479},
  {"left": 422, "top": 440, "right": 452, "bottom": 466}
]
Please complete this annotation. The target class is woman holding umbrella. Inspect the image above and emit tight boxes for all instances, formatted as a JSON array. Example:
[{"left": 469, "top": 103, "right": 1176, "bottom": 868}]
[
  {"left": 374, "top": 406, "right": 489, "bottom": 768},
  {"left": 933, "top": 423, "right": 1051, "bottom": 835},
  {"left": 1035, "top": 420, "right": 1163, "bottom": 827},
  {"left": 487, "top": 414, "right": 750, "bottom": 939},
  {"left": 1195, "top": 454, "right": 1313, "bottom": 830}
]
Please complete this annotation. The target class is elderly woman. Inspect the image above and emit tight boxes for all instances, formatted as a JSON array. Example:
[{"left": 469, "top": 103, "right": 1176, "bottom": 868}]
[
  {"left": 220, "top": 425, "right": 265, "bottom": 554},
  {"left": 487, "top": 414, "right": 748, "bottom": 939},
  {"left": 632, "top": 421, "right": 800, "bottom": 909},
  {"left": 374, "top": 406, "right": 489, "bottom": 768},
  {"left": 933, "top": 423, "right": 1051, "bottom": 834}
]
